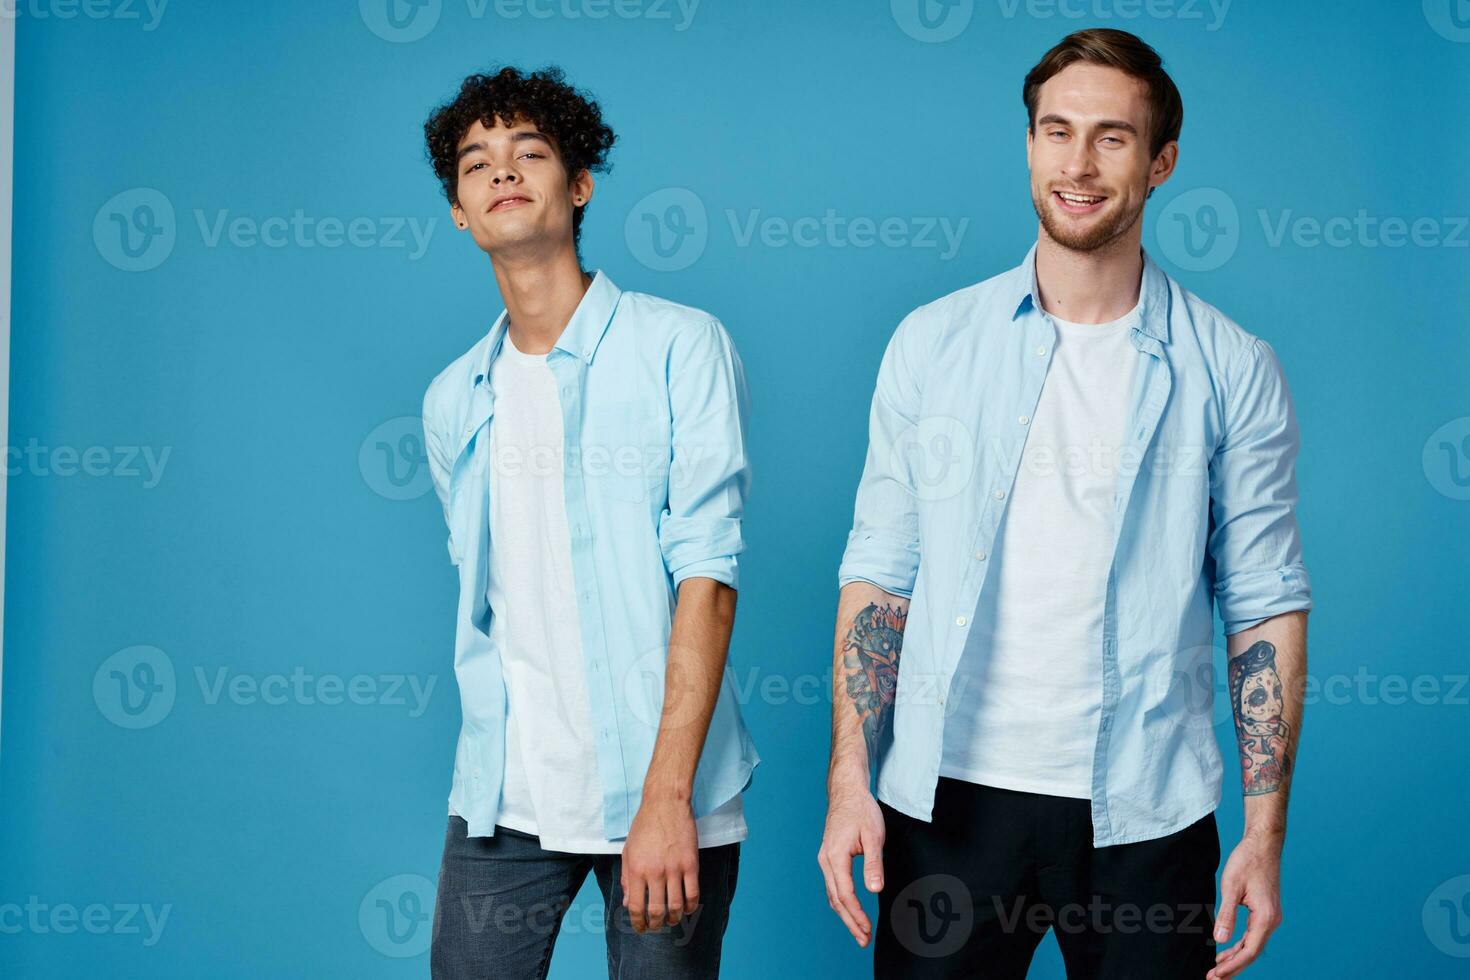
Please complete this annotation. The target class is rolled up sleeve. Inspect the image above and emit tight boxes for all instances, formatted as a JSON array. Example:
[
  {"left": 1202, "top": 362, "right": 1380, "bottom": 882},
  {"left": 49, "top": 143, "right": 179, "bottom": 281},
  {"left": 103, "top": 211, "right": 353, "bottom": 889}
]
[
  {"left": 1208, "top": 337, "right": 1312, "bottom": 634},
  {"left": 658, "top": 318, "right": 751, "bottom": 590},
  {"left": 836, "top": 311, "right": 928, "bottom": 598},
  {"left": 422, "top": 388, "right": 461, "bottom": 565}
]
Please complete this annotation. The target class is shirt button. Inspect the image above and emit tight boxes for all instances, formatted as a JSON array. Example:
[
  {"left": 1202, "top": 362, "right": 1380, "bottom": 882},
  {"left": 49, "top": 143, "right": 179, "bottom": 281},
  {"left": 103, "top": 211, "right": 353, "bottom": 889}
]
[
  {"left": 992, "top": 489, "right": 1005, "bottom": 500},
  {"left": 1018, "top": 415, "right": 1030, "bottom": 425},
  {"left": 955, "top": 616, "right": 967, "bottom": 627},
  {"left": 974, "top": 550, "right": 987, "bottom": 561},
  {"left": 1036, "top": 346, "right": 1048, "bottom": 356}
]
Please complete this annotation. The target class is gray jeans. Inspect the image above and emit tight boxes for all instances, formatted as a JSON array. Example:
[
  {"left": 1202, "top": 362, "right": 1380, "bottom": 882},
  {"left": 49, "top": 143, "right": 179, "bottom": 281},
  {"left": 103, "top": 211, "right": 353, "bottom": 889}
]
[{"left": 431, "top": 816, "right": 740, "bottom": 980}]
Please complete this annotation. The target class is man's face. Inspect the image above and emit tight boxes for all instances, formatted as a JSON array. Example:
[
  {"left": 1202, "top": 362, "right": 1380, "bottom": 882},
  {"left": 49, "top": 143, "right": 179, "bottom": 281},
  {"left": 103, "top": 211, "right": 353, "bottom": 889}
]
[
  {"left": 1026, "top": 62, "right": 1174, "bottom": 253},
  {"left": 450, "top": 115, "right": 592, "bottom": 256}
]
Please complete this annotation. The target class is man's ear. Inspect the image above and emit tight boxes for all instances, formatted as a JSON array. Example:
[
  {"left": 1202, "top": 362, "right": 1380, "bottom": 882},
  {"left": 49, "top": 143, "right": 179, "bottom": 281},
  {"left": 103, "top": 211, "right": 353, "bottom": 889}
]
[
  {"left": 1025, "top": 125, "right": 1033, "bottom": 170},
  {"left": 451, "top": 200, "right": 468, "bottom": 230},
  {"left": 1148, "top": 141, "right": 1179, "bottom": 192},
  {"left": 570, "top": 169, "right": 595, "bottom": 207}
]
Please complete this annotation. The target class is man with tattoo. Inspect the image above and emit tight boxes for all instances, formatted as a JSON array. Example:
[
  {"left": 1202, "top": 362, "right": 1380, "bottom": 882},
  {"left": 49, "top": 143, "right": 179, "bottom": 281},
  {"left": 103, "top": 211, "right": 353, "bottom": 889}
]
[
  {"left": 420, "top": 66, "right": 758, "bottom": 978},
  {"left": 818, "top": 29, "right": 1312, "bottom": 980}
]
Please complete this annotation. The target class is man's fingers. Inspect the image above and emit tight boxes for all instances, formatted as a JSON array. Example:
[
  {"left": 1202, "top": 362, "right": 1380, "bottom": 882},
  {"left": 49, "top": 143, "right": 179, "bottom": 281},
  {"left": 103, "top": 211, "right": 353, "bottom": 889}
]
[
  {"left": 683, "top": 869, "right": 701, "bottom": 919},
  {"left": 664, "top": 870, "right": 686, "bottom": 927},
  {"left": 643, "top": 874, "right": 668, "bottom": 934},
  {"left": 818, "top": 846, "right": 872, "bottom": 946},
  {"left": 1213, "top": 877, "right": 1243, "bottom": 944},
  {"left": 626, "top": 870, "right": 648, "bottom": 933},
  {"left": 1210, "top": 903, "right": 1278, "bottom": 979},
  {"left": 831, "top": 846, "right": 873, "bottom": 939},
  {"left": 860, "top": 826, "right": 885, "bottom": 893}
]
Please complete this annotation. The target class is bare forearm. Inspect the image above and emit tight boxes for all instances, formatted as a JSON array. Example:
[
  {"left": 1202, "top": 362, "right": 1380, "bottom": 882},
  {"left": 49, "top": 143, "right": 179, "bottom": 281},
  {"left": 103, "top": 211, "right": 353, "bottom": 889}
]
[
  {"left": 642, "top": 577, "right": 736, "bottom": 803},
  {"left": 1226, "top": 610, "right": 1307, "bottom": 839},
  {"left": 828, "top": 581, "right": 910, "bottom": 791}
]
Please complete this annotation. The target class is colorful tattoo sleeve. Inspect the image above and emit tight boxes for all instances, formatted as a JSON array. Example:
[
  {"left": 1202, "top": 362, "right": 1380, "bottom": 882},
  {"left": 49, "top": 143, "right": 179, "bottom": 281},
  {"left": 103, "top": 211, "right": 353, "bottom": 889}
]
[
  {"left": 1227, "top": 640, "right": 1293, "bottom": 796},
  {"left": 841, "top": 602, "right": 907, "bottom": 764}
]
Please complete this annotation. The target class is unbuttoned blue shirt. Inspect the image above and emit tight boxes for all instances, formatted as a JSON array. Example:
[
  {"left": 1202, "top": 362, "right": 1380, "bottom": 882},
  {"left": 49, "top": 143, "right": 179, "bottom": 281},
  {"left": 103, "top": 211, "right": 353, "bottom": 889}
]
[
  {"left": 423, "top": 270, "right": 760, "bottom": 839},
  {"left": 839, "top": 245, "right": 1312, "bottom": 846}
]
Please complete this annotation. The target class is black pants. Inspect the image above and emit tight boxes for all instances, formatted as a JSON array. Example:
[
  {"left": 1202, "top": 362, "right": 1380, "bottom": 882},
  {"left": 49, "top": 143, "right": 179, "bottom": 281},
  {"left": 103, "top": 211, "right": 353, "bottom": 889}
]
[{"left": 876, "top": 780, "right": 1219, "bottom": 979}]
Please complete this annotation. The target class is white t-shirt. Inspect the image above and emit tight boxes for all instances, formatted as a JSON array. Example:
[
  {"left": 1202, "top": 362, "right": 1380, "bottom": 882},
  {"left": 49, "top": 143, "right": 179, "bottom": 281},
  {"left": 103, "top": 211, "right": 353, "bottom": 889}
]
[
  {"left": 453, "top": 330, "right": 746, "bottom": 854},
  {"left": 940, "top": 301, "right": 1141, "bottom": 800}
]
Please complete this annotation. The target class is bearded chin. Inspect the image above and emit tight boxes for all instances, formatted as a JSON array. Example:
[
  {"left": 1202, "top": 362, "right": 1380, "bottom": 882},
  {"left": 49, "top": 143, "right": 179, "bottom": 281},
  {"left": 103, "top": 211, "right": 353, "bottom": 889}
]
[{"left": 1033, "top": 189, "right": 1143, "bottom": 253}]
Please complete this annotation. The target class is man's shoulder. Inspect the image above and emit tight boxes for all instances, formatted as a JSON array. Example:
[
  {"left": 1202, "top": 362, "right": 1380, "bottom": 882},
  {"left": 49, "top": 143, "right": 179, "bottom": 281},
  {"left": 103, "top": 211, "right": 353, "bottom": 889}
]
[
  {"left": 1165, "top": 276, "right": 1270, "bottom": 372},
  {"left": 894, "top": 263, "right": 1024, "bottom": 348},
  {"left": 422, "top": 329, "right": 495, "bottom": 424},
  {"left": 616, "top": 288, "right": 726, "bottom": 338}
]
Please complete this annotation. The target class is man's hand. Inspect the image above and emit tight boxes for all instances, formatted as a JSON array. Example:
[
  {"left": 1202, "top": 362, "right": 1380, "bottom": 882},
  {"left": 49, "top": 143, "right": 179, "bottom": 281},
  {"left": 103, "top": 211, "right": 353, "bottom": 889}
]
[
  {"left": 1208, "top": 830, "right": 1284, "bottom": 979},
  {"left": 622, "top": 795, "right": 700, "bottom": 934},
  {"left": 817, "top": 774, "right": 887, "bottom": 947}
]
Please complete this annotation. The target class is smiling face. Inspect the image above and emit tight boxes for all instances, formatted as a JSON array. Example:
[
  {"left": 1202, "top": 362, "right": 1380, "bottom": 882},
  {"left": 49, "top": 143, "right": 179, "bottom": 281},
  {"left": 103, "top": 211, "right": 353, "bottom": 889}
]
[
  {"left": 449, "top": 115, "right": 593, "bottom": 258},
  {"left": 1026, "top": 62, "right": 1176, "bottom": 253}
]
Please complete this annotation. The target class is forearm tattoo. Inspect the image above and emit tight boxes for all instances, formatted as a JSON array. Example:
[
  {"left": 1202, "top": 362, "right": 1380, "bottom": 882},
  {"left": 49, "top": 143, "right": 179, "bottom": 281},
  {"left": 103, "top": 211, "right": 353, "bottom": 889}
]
[
  {"left": 1228, "top": 640, "right": 1293, "bottom": 796},
  {"left": 842, "top": 602, "right": 907, "bottom": 764}
]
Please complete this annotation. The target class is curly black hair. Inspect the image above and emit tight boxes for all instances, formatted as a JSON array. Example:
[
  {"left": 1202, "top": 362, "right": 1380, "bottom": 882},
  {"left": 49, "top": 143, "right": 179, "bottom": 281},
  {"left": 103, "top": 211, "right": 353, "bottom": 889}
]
[{"left": 423, "top": 66, "right": 616, "bottom": 250}]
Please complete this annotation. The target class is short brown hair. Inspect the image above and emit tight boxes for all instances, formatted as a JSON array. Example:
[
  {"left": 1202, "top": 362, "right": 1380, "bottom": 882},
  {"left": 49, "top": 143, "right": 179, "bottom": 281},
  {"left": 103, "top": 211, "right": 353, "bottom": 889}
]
[{"left": 1023, "top": 28, "right": 1183, "bottom": 158}]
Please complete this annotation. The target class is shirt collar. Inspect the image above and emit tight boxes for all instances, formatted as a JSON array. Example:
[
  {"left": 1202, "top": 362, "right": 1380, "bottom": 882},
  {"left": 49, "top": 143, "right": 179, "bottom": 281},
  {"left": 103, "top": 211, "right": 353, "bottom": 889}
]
[
  {"left": 472, "top": 269, "right": 623, "bottom": 384},
  {"left": 1007, "top": 242, "right": 1171, "bottom": 344}
]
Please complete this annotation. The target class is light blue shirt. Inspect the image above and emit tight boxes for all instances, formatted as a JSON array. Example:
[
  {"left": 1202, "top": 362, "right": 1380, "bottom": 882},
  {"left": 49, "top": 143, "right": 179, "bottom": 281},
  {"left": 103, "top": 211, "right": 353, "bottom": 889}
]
[
  {"left": 839, "top": 245, "right": 1312, "bottom": 846},
  {"left": 423, "top": 270, "right": 760, "bottom": 839}
]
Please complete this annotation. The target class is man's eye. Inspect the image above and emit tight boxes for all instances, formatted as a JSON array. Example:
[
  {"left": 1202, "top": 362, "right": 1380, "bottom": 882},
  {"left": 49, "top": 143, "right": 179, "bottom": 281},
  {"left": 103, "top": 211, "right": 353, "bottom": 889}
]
[{"left": 519, "top": 152, "right": 544, "bottom": 160}]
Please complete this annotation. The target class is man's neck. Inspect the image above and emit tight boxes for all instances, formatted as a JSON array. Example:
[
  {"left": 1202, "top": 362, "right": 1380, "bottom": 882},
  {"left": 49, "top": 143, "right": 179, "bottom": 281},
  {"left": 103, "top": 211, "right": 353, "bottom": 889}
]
[
  {"left": 1033, "top": 226, "right": 1144, "bottom": 325},
  {"left": 490, "top": 244, "right": 592, "bottom": 355}
]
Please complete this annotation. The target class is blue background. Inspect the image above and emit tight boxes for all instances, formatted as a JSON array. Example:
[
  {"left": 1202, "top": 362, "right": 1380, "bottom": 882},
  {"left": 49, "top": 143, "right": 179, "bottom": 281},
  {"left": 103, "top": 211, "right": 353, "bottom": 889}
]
[{"left": 4, "top": 0, "right": 1469, "bottom": 976}]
